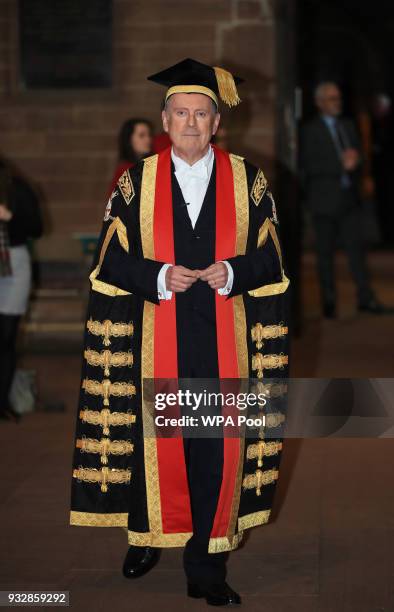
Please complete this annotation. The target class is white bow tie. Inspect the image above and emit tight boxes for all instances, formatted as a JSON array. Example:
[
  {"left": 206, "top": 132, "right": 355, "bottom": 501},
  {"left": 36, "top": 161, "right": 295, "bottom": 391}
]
[{"left": 175, "top": 163, "right": 209, "bottom": 182}]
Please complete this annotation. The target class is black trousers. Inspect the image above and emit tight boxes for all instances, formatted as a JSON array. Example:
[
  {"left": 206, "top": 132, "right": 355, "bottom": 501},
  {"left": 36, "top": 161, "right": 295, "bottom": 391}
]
[
  {"left": 179, "top": 372, "right": 228, "bottom": 587},
  {"left": 311, "top": 190, "right": 375, "bottom": 306},
  {"left": 0, "top": 313, "right": 21, "bottom": 413},
  {"left": 182, "top": 435, "right": 228, "bottom": 587}
]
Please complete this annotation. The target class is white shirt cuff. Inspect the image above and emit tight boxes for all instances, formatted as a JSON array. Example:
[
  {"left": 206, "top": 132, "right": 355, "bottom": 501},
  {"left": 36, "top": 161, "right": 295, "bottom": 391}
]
[
  {"left": 157, "top": 263, "right": 173, "bottom": 300},
  {"left": 217, "top": 260, "right": 233, "bottom": 295}
]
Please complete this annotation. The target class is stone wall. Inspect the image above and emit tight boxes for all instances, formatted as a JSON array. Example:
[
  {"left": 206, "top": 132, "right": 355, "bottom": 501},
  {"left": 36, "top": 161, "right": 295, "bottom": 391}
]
[{"left": 0, "top": 0, "right": 278, "bottom": 261}]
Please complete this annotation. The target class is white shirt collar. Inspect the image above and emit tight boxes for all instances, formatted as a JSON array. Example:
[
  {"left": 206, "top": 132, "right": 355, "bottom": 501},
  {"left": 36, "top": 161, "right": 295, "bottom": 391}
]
[{"left": 171, "top": 144, "right": 214, "bottom": 176}]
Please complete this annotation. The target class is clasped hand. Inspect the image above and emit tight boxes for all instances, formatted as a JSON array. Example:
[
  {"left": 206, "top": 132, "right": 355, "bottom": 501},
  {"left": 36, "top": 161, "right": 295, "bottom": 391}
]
[{"left": 165, "top": 262, "right": 228, "bottom": 293}]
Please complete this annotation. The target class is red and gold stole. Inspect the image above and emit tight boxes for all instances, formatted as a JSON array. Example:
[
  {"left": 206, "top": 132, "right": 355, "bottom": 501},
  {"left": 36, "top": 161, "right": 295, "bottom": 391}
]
[{"left": 140, "top": 144, "right": 249, "bottom": 546}]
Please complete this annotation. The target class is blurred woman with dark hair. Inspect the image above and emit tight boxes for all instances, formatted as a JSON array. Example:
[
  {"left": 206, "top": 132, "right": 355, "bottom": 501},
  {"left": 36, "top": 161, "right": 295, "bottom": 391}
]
[
  {"left": 0, "top": 157, "right": 43, "bottom": 421},
  {"left": 109, "top": 118, "right": 154, "bottom": 194}
]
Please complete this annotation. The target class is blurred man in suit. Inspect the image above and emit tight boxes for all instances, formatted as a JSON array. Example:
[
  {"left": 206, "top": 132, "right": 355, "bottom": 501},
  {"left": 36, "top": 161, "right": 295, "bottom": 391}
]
[{"left": 300, "top": 82, "right": 387, "bottom": 317}]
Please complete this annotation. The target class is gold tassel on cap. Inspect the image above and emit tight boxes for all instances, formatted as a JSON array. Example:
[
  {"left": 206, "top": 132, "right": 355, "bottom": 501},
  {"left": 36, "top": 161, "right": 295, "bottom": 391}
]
[{"left": 213, "top": 66, "right": 241, "bottom": 107}]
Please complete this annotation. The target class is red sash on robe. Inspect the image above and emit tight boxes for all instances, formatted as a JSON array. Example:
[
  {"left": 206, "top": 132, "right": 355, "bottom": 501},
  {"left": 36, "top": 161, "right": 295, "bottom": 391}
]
[{"left": 151, "top": 145, "right": 242, "bottom": 539}]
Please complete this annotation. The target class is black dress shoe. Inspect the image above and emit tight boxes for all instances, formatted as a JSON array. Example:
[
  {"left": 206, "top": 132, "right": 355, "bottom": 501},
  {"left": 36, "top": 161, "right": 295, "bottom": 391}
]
[
  {"left": 323, "top": 302, "right": 336, "bottom": 319},
  {"left": 358, "top": 299, "right": 394, "bottom": 315},
  {"left": 122, "top": 545, "right": 160, "bottom": 579},
  {"left": 187, "top": 581, "right": 241, "bottom": 606}
]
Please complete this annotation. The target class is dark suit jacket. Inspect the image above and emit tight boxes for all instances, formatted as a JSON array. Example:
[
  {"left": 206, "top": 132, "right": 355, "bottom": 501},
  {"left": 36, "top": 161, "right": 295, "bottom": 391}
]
[{"left": 299, "top": 115, "right": 362, "bottom": 216}]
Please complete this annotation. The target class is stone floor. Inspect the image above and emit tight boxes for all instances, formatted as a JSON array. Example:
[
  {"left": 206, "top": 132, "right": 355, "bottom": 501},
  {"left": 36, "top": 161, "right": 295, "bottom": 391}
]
[{"left": 0, "top": 250, "right": 393, "bottom": 611}]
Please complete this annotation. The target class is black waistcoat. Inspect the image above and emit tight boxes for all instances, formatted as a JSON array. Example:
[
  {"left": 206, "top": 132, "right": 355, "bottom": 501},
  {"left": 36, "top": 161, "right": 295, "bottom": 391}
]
[{"left": 171, "top": 160, "right": 219, "bottom": 378}]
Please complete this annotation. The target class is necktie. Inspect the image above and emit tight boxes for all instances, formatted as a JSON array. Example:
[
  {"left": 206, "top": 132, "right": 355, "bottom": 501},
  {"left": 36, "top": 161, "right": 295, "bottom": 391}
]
[{"left": 332, "top": 119, "right": 349, "bottom": 152}]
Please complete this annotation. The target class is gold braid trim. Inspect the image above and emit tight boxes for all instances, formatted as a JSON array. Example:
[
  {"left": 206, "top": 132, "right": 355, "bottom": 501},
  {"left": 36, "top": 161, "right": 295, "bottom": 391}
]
[
  {"left": 82, "top": 378, "right": 136, "bottom": 406},
  {"left": 140, "top": 155, "right": 158, "bottom": 260},
  {"left": 207, "top": 532, "right": 244, "bottom": 554},
  {"left": 242, "top": 468, "right": 279, "bottom": 496},
  {"left": 89, "top": 217, "right": 131, "bottom": 297},
  {"left": 251, "top": 322, "right": 288, "bottom": 350},
  {"left": 140, "top": 154, "right": 164, "bottom": 541},
  {"left": 166, "top": 85, "right": 219, "bottom": 108},
  {"left": 126, "top": 529, "right": 244, "bottom": 553},
  {"left": 89, "top": 269, "right": 131, "bottom": 297},
  {"left": 248, "top": 217, "right": 290, "bottom": 297},
  {"left": 128, "top": 530, "right": 193, "bottom": 548},
  {"left": 72, "top": 466, "right": 131, "bottom": 493},
  {"left": 252, "top": 353, "right": 288, "bottom": 378},
  {"left": 76, "top": 437, "right": 134, "bottom": 465},
  {"left": 224, "top": 154, "right": 250, "bottom": 543},
  {"left": 86, "top": 318, "right": 133, "bottom": 347},
  {"left": 84, "top": 349, "right": 133, "bottom": 377},
  {"left": 70, "top": 511, "right": 128, "bottom": 527},
  {"left": 246, "top": 440, "right": 283, "bottom": 467},
  {"left": 238, "top": 509, "right": 271, "bottom": 531},
  {"left": 79, "top": 408, "right": 136, "bottom": 435}
]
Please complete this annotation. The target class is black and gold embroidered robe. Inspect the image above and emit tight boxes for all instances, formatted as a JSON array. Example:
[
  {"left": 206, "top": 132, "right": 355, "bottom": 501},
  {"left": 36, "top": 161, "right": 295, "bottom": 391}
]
[{"left": 70, "top": 145, "right": 291, "bottom": 553}]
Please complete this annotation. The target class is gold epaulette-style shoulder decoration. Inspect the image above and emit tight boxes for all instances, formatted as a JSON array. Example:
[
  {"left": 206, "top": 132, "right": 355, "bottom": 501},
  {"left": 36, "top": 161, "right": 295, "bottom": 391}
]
[
  {"left": 252, "top": 352, "right": 288, "bottom": 378},
  {"left": 251, "top": 168, "right": 267, "bottom": 206},
  {"left": 251, "top": 322, "right": 288, "bottom": 350},
  {"left": 86, "top": 318, "right": 134, "bottom": 347},
  {"left": 242, "top": 468, "right": 279, "bottom": 496},
  {"left": 84, "top": 349, "right": 133, "bottom": 377},
  {"left": 76, "top": 436, "right": 134, "bottom": 465},
  {"left": 73, "top": 466, "right": 131, "bottom": 493},
  {"left": 79, "top": 408, "right": 136, "bottom": 436},
  {"left": 82, "top": 378, "right": 136, "bottom": 406},
  {"left": 117, "top": 169, "right": 135, "bottom": 205},
  {"left": 246, "top": 440, "right": 283, "bottom": 467}
]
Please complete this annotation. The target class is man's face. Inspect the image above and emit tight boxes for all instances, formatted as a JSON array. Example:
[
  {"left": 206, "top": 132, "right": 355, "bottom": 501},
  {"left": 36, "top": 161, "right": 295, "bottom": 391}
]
[
  {"left": 162, "top": 92, "right": 221, "bottom": 159},
  {"left": 316, "top": 84, "right": 342, "bottom": 117}
]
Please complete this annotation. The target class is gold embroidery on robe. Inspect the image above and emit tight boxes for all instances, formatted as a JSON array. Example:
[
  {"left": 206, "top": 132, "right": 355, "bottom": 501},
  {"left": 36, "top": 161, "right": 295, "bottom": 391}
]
[
  {"left": 251, "top": 168, "right": 267, "bottom": 206},
  {"left": 117, "top": 170, "right": 135, "bottom": 205},
  {"left": 86, "top": 318, "right": 134, "bottom": 347},
  {"left": 84, "top": 349, "right": 133, "bottom": 376},
  {"left": 247, "top": 412, "right": 286, "bottom": 439},
  {"left": 76, "top": 436, "right": 134, "bottom": 465},
  {"left": 250, "top": 381, "right": 288, "bottom": 399},
  {"left": 73, "top": 466, "right": 131, "bottom": 493},
  {"left": 79, "top": 407, "right": 136, "bottom": 435},
  {"left": 82, "top": 378, "right": 136, "bottom": 405},
  {"left": 251, "top": 322, "right": 288, "bottom": 349},
  {"left": 242, "top": 468, "right": 279, "bottom": 495},
  {"left": 252, "top": 353, "right": 288, "bottom": 378},
  {"left": 246, "top": 440, "right": 283, "bottom": 467}
]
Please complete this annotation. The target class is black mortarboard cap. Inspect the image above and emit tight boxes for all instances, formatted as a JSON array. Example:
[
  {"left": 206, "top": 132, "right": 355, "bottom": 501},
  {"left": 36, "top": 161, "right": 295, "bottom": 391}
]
[{"left": 147, "top": 58, "right": 243, "bottom": 108}]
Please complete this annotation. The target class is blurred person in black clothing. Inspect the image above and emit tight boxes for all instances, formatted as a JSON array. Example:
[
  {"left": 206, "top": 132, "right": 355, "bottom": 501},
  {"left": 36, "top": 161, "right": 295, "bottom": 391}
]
[
  {"left": 0, "top": 157, "right": 43, "bottom": 421},
  {"left": 299, "top": 82, "right": 389, "bottom": 318}
]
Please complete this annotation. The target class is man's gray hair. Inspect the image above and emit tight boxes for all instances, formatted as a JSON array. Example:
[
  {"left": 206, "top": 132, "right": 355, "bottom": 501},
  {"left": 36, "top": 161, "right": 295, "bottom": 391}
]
[{"left": 314, "top": 81, "right": 340, "bottom": 101}]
